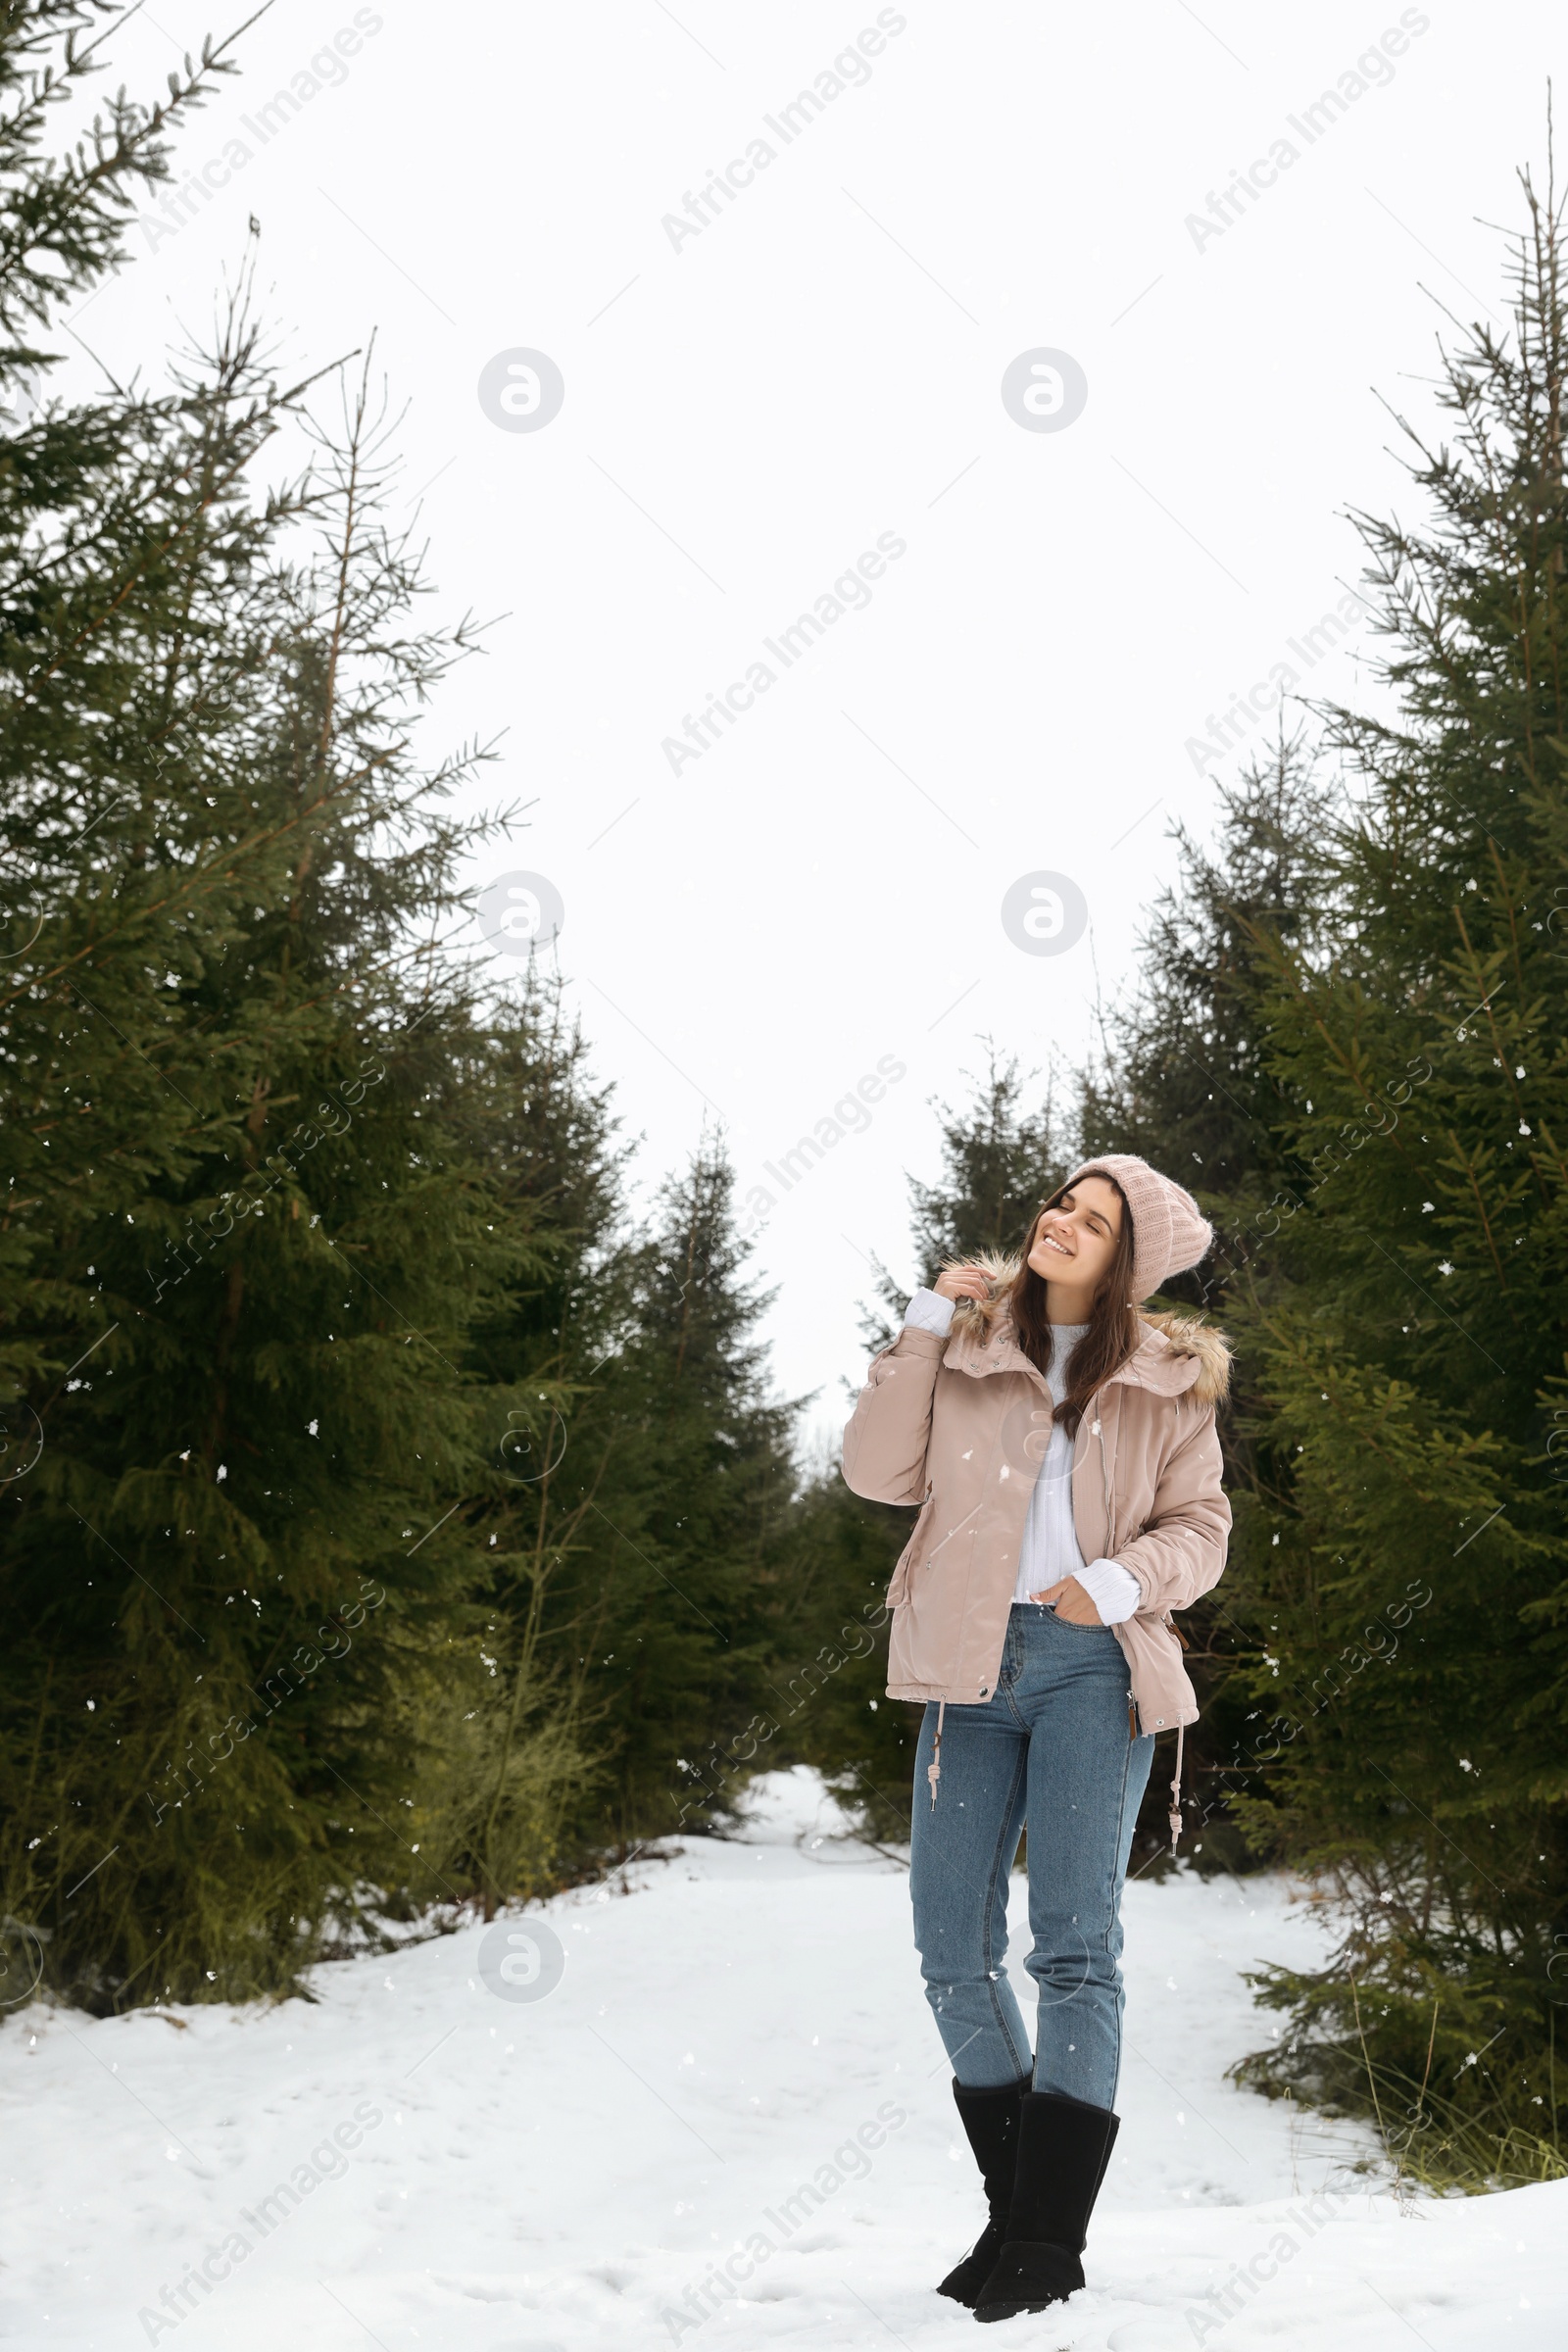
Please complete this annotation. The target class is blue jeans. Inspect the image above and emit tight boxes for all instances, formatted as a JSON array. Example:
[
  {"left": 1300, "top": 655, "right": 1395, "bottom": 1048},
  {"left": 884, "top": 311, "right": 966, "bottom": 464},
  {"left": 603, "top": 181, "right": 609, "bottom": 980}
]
[{"left": 908, "top": 1602, "right": 1155, "bottom": 2107}]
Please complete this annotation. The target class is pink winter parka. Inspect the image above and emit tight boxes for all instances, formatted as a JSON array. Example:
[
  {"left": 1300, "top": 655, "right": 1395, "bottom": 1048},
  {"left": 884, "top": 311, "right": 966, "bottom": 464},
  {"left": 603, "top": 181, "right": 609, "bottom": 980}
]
[{"left": 841, "top": 1257, "right": 1233, "bottom": 1740}]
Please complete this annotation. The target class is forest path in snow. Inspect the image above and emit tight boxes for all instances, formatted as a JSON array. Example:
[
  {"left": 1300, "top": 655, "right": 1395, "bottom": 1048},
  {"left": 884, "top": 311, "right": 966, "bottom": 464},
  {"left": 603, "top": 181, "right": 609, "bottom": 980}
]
[{"left": 2, "top": 1768, "right": 1562, "bottom": 2351}]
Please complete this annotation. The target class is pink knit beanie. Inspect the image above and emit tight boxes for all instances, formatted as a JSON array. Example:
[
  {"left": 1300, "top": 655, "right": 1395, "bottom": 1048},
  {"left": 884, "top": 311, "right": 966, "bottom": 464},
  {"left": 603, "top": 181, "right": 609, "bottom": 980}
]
[{"left": 1061, "top": 1153, "right": 1213, "bottom": 1300}]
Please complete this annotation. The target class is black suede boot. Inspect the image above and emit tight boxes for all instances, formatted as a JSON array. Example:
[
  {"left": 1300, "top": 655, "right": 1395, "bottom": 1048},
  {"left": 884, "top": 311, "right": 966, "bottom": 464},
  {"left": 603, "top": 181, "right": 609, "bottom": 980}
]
[
  {"left": 936, "top": 2072, "right": 1031, "bottom": 2307},
  {"left": 972, "top": 2089, "right": 1119, "bottom": 2323}
]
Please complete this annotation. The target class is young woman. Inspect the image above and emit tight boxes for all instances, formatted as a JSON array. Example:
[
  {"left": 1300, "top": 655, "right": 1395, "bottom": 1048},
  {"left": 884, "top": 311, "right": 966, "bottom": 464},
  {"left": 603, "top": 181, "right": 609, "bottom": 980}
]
[{"left": 842, "top": 1153, "right": 1231, "bottom": 2324}]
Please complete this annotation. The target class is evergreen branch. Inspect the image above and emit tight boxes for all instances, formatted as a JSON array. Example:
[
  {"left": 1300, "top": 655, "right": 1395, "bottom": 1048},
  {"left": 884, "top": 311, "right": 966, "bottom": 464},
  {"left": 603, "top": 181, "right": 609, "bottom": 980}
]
[
  {"left": 0, "top": 3, "right": 274, "bottom": 334},
  {"left": 1443, "top": 1126, "right": 1513, "bottom": 1293},
  {"left": 1450, "top": 901, "right": 1531, "bottom": 1132}
]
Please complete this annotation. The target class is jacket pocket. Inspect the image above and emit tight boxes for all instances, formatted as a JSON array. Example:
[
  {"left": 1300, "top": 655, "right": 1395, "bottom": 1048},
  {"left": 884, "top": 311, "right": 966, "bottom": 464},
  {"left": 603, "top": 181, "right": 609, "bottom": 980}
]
[{"left": 885, "top": 1488, "right": 935, "bottom": 1608}]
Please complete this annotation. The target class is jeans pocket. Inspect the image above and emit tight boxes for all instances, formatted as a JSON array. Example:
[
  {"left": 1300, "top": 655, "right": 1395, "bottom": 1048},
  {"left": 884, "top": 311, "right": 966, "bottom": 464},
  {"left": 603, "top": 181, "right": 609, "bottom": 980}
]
[{"left": 1048, "top": 1605, "right": 1114, "bottom": 1636}]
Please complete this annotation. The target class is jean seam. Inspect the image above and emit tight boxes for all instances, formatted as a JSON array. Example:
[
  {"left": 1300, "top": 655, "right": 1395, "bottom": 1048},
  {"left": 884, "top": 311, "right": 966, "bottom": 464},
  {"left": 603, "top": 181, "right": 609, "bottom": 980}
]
[
  {"left": 1101, "top": 1715, "right": 1138, "bottom": 2102},
  {"left": 979, "top": 1740, "right": 1032, "bottom": 2081},
  {"left": 1000, "top": 1623, "right": 1025, "bottom": 1716}
]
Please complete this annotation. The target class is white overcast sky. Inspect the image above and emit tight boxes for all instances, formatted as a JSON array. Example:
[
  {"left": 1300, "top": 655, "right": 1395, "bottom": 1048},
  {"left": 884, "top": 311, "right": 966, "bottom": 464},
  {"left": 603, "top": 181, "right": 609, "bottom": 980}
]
[{"left": 53, "top": 0, "right": 1561, "bottom": 1437}]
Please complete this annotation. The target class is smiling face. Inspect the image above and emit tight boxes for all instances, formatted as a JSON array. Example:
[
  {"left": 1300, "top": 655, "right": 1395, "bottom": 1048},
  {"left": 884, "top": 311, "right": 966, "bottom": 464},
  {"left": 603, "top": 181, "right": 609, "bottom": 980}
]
[{"left": 1026, "top": 1175, "right": 1126, "bottom": 1305}]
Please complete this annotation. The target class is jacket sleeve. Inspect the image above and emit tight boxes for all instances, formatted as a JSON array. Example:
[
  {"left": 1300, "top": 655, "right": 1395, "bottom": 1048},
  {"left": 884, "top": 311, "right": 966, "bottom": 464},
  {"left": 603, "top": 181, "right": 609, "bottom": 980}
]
[
  {"left": 1114, "top": 1404, "right": 1231, "bottom": 1615},
  {"left": 840, "top": 1324, "right": 947, "bottom": 1505}
]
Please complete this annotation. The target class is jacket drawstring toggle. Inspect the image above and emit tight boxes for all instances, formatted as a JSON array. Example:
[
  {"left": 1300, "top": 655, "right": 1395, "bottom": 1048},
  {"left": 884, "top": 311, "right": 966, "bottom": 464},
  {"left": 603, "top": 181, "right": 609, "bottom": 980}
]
[
  {"left": 1167, "top": 1723, "right": 1185, "bottom": 1854},
  {"left": 928, "top": 1697, "right": 947, "bottom": 1807}
]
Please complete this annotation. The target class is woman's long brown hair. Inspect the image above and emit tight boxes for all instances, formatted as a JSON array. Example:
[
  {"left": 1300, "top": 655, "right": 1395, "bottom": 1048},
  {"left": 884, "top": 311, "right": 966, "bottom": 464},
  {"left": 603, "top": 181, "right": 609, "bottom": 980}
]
[{"left": 1007, "top": 1175, "right": 1139, "bottom": 1437}]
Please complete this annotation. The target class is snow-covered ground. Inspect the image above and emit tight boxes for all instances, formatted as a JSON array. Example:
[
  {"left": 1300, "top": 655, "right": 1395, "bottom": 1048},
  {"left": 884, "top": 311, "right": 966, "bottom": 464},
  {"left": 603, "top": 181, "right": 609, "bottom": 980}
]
[{"left": 3, "top": 1767, "right": 1562, "bottom": 2350}]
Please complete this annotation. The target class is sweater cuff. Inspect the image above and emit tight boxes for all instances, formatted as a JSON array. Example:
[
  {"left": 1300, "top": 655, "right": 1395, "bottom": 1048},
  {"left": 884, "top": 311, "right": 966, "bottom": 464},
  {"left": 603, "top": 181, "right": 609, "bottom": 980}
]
[
  {"left": 1074, "top": 1556, "right": 1143, "bottom": 1625},
  {"left": 903, "top": 1286, "right": 956, "bottom": 1338}
]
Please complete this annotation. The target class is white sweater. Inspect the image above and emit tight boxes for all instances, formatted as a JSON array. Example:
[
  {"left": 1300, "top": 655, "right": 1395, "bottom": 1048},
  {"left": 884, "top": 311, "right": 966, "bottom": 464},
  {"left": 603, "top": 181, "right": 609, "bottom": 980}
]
[{"left": 902, "top": 1288, "right": 1143, "bottom": 1625}]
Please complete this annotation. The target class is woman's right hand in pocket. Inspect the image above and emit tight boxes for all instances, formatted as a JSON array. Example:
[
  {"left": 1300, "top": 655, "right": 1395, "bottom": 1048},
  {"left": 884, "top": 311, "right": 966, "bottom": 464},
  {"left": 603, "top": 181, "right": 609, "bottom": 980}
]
[{"left": 933, "top": 1264, "right": 992, "bottom": 1304}]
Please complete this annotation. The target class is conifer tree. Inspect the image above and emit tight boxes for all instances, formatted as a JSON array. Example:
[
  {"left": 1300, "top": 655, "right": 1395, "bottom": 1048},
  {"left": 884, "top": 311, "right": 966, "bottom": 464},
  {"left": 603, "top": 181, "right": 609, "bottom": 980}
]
[
  {"left": 411, "top": 973, "right": 629, "bottom": 1910},
  {"left": 416, "top": 1020, "right": 816, "bottom": 1881},
  {"left": 1079, "top": 738, "right": 1341, "bottom": 1301},
  {"left": 1074, "top": 748, "right": 1348, "bottom": 1870},
  {"left": 1207, "top": 162, "right": 1568, "bottom": 2184},
  {"left": 0, "top": 4, "right": 534, "bottom": 2004},
  {"left": 601, "top": 1133, "right": 801, "bottom": 1840},
  {"left": 0, "top": 1, "right": 936, "bottom": 1991}
]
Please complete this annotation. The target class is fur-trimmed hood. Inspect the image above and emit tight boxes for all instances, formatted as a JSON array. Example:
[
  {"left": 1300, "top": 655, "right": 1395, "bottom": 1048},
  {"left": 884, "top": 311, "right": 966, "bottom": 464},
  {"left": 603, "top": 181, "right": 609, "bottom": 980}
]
[{"left": 940, "top": 1250, "right": 1232, "bottom": 1408}]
